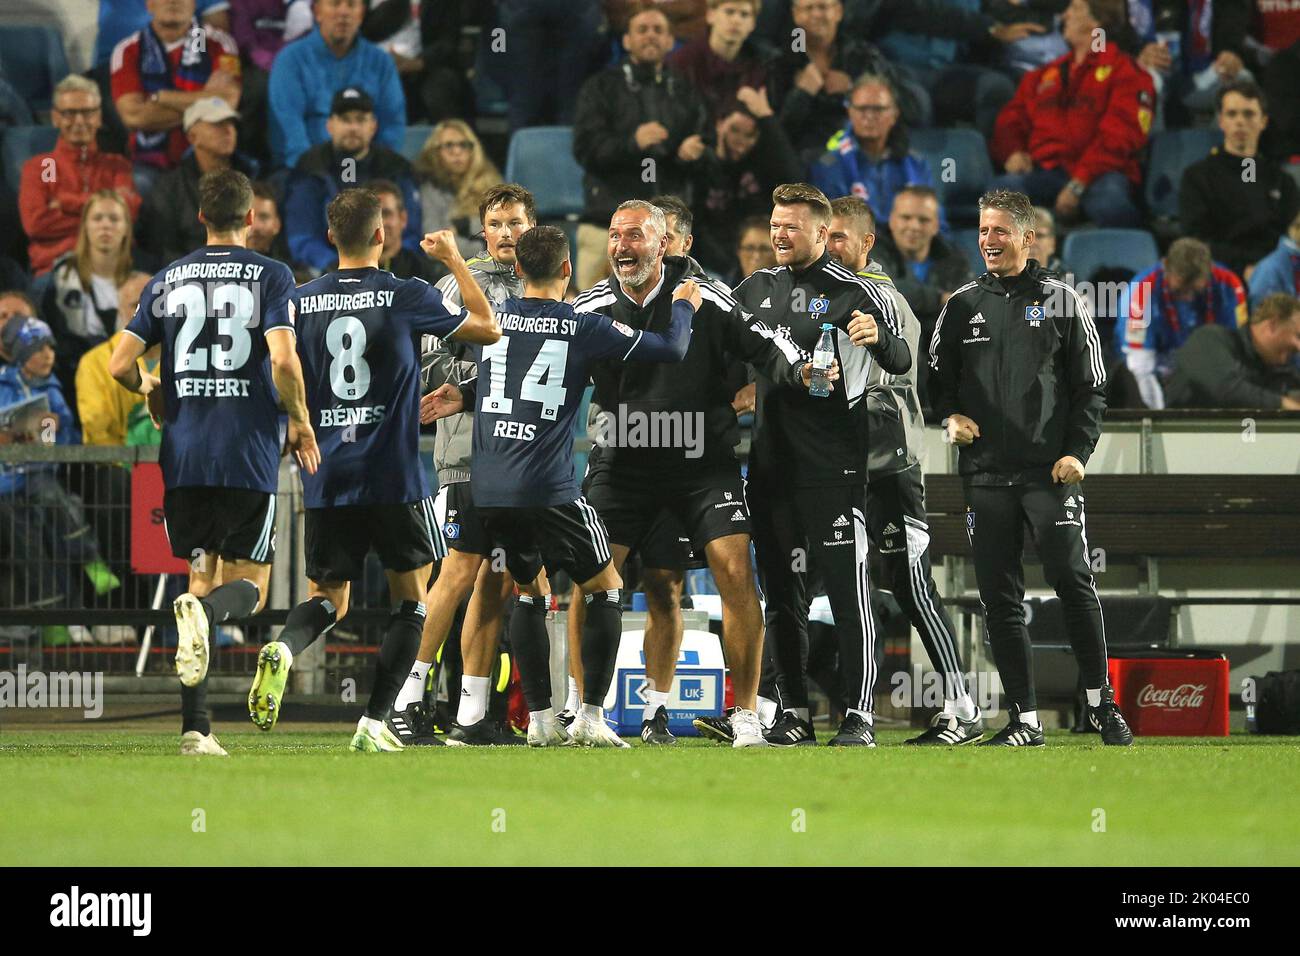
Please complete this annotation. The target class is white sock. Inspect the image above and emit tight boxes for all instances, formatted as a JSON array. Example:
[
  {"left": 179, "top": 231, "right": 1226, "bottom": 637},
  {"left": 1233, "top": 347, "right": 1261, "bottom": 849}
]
[
  {"left": 847, "top": 708, "right": 873, "bottom": 725},
  {"left": 1085, "top": 688, "right": 1102, "bottom": 707},
  {"left": 530, "top": 706, "right": 555, "bottom": 726},
  {"left": 564, "top": 677, "right": 580, "bottom": 713},
  {"left": 393, "top": 660, "right": 431, "bottom": 710},
  {"left": 945, "top": 694, "right": 977, "bottom": 720},
  {"left": 756, "top": 696, "right": 779, "bottom": 728},
  {"left": 644, "top": 688, "right": 670, "bottom": 712},
  {"left": 457, "top": 675, "right": 491, "bottom": 726},
  {"left": 1019, "top": 709, "right": 1040, "bottom": 728},
  {"left": 791, "top": 707, "right": 810, "bottom": 723},
  {"left": 360, "top": 716, "right": 386, "bottom": 736},
  {"left": 580, "top": 703, "right": 603, "bottom": 721}
]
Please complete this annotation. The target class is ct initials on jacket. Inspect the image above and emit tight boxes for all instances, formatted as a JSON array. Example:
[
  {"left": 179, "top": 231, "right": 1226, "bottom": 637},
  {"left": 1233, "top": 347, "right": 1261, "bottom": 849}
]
[{"left": 991, "top": 44, "right": 1155, "bottom": 186}]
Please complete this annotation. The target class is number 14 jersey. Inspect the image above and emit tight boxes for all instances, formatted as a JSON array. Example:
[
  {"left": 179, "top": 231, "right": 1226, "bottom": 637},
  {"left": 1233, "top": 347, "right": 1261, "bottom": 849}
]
[{"left": 293, "top": 267, "right": 469, "bottom": 508}]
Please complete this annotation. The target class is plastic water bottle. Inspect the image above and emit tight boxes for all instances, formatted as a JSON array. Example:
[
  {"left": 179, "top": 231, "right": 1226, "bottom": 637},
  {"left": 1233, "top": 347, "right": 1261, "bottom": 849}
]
[
  {"left": 809, "top": 323, "right": 834, "bottom": 398},
  {"left": 1155, "top": 29, "right": 1181, "bottom": 71}
]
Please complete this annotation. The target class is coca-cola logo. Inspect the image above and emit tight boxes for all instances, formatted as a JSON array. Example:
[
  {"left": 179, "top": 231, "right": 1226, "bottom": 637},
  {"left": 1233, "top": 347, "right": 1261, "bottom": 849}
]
[{"left": 1136, "top": 683, "right": 1206, "bottom": 710}]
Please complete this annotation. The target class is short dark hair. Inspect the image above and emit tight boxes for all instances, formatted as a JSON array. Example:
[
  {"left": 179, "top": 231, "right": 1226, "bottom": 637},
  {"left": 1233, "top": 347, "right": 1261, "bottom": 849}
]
[
  {"left": 652, "top": 195, "right": 693, "bottom": 239},
  {"left": 829, "top": 195, "right": 875, "bottom": 235},
  {"left": 736, "top": 215, "right": 769, "bottom": 245},
  {"left": 251, "top": 180, "right": 278, "bottom": 205},
  {"left": 368, "top": 178, "right": 405, "bottom": 208},
  {"left": 514, "top": 225, "right": 570, "bottom": 282},
  {"left": 978, "top": 188, "right": 1035, "bottom": 234},
  {"left": 199, "top": 169, "right": 254, "bottom": 233},
  {"left": 772, "top": 182, "right": 832, "bottom": 225},
  {"left": 0, "top": 288, "right": 38, "bottom": 315},
  {"left": 1165, "top": 237, "right": 1212, "bottom": 283},
  {"left": 1084, "top": 0, "right": 1126, "bottom": 33},
  {"left": 896, "top": 184, "right": 940, "bottom": 206},
  {"left": 327, "top": 188, "right": 381, "bottom": 255},
  {"left": 1251, "top": 292, "right": 1299, "bottom": 326},
  {"left": 479, "top": 183, "right": 536, "bottom": 227},
  {"left": 1216, "top": 79, "right": 1268, "bottom": 115}
]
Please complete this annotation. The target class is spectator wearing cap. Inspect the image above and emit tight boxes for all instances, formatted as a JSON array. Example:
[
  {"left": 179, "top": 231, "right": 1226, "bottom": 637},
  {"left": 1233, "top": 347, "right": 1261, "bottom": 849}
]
[
  {"left": 247, "top": 180, "right": 293, "bottom": 265},
  {"left": 1117, "top": 236, "right": 1248, "bottom": 409},
  {"left": 1, "top": 299, "right": 40, "bottom": 365},
  {"left": 810, "top": 73, "right": 943, "bottom": 231},
  {"left": 1249, "top": 210, "right": 1300, "bottom": 310},
  {"left": 1179, "top": 81, "right": 1300, "bottom": 281},
  {"left": 991, "top": 0, "right": 1154, "bottom": 228},
  {"left": 19, "top": 75, "right": 142, "bottom": 277},
  {"left": 667, "top": 0, "right": 772, "bottom": 122},
  {"left": 137, "top": 97, "right": 261, "bottom": 266},
  {"left": 688, "top": 85, "right": 802, "bottom": 275},
  {"left": 1165, "top": 293, "right": 1300, "bottom": 411},
  {"left": 267, "top": 0, "right": 406, "bottom": 170},
  {"left": 370, "top": 179, "right": 445, "bottom": 284},
  {"left": 0, "top": 319, "right": 77, "bottom": 444},
  {"left": 283, "top": 87, "right": 421, "bottom": 274},
  {"left": 110, "top": 0, "right": 242, "bottom": 188}
]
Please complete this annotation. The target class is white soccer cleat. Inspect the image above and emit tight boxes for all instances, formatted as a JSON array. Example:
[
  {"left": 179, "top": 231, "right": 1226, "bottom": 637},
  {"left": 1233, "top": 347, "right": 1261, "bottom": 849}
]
[
  {"left": 92, "top": 625, "right": 136, "bottom": 645},
  {"left": 730, "top": 708, "right": 770, "bottom": 748},
  {"left": 349, "top": 717, "right": 405, "bottom": 752},
  {"left": 173, "top": 593, "right": 211, "bottom": 688},
  {"left": 569, "top": 713, "right": 631, "bottom": 748},
  {"left": 180, "top": 731, "right": 228, "bottom": 756},
  {"left": 527, "top": 714, "right": 573, "bottom": 748}
]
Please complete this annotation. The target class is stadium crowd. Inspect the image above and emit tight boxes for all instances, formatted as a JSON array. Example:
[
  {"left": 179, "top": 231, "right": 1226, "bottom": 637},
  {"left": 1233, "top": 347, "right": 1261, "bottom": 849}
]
[{"left": 1, "top": 0, "right": 1300, "bottom": 660}]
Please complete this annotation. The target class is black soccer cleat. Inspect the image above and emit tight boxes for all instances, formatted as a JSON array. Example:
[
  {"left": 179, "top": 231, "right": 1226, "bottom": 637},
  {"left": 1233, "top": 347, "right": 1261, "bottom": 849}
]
[
  {"left": 905, "top": 710, "right": 985, "bottom": 745},
  {"left": 1088, "top": 685, "right": 1134, "bottom": 746},
  {"left": 693, "top": 711, "right": 734, "bottom": 745},
  {"left": 979, "top": 707, "right": 1045, "bottom": 747},
  {"left": 387, "top": 702, "right": 444, "bottom": 747},
  {"left": 445, "top": 717, "right": 526, "bottom": 746},
  {"left": 640, "top": 705, "right": 677, "bottom": 745},
  {"left": 827, "top": 712, "right": 876, "bottom": 747},
  {"left": 764, "top": 710, "right": 818, "bottom": 746}
]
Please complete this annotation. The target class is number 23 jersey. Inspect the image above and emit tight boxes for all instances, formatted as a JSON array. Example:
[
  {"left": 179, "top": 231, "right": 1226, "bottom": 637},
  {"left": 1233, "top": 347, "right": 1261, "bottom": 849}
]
[
  {"left": 292, "top": 267, "right": 469, "bottom": 508},
  {"left": 127, "top": 245, "right": 297, "bottom": 494}
]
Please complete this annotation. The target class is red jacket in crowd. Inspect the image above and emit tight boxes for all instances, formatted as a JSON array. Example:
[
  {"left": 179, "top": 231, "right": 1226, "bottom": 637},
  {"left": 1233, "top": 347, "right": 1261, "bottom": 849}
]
[
  {"left": 18, "top": 138, "right": 142, "bottom": 276},
  {"left": 991, "top": 43, "right": 1155, "bottom": 187}
]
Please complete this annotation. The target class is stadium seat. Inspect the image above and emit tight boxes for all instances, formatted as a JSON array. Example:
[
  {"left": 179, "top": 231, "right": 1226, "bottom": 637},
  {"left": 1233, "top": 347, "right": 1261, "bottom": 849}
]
[
  {"left": 1145, "top": 127, "right": 1221, "bottom": 221},
  {"left": 1061, "top": 228, "right": 1159, "bottom": 283},
  {"left": 1, "top": 125, "right": 58, "bottom": 191},
  {"left": 400, "top": 124, "right": 432, "bottom": 164},
  {"left": 908, "top": 128, "right": 993, "bottom": 226},
  {"left": 503, "top": 126, "right": 584, "bottom": 220},
  {"left": 952, "top": 228, "right": 984, "bottom": 274},
  {"left": 0, "top": 25, "right": 71, "bottom": 114}
]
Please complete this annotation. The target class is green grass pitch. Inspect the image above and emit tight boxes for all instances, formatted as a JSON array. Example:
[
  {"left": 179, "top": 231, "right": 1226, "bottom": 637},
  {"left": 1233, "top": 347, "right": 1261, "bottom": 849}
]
[{"left": 2, "top": 729, "right": 1297, "bottom": 866}]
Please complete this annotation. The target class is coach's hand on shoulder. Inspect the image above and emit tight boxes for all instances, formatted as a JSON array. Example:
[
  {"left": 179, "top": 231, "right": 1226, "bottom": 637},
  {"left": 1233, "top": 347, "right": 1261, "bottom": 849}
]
[
  {"left": 421, "top": 230, "right": 464, "bottom": 266},
  {"left": 287, "top": 419, "right": 320, "bottom": 475},
  {"left": 420, "top": 383, "right": 464, "bottom": 424},
  {"left": 848, "top": 310, "right": 879, "bottom": 347},
  {"left": 945, "top": 413, "right": 980, "bottom": 445},
  {"left": 1052, "top": 455, "right": 1085, "bottom": 484},
  {"left": 673, "top": 279, "right": 701, "bottom": 311}
]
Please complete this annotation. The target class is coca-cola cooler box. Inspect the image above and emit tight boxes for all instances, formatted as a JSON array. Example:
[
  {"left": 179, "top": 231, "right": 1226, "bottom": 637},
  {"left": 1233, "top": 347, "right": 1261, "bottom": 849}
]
[{"left": 1107, "top": 655, "right": 1230, "bottom": 736}]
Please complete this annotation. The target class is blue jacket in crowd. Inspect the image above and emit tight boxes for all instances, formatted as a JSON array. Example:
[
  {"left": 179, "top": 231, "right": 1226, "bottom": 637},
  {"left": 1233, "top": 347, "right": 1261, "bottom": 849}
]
[
  {"left": 0, "top": 363, "right": 79, "bottom": 496},
  {"left": 810, "top": 125, "right": 946, "bottom": 231},
  {"left": 1248, "top": 236, "right": 1300, "bottom": 308}
]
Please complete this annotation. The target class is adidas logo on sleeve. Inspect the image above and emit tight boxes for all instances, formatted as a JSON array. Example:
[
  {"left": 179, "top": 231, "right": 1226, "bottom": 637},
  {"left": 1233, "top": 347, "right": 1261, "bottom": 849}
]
[
  {"left": 832, "top": 514, "right": 850, "bottom": 527},
  {"left": 882, "top": 522, "right": 900, "bottom": 534}
]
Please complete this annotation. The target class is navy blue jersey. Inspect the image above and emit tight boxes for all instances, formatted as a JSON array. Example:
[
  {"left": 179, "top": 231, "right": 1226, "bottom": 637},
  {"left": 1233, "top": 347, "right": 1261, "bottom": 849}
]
[
  {"left": 468, "top": 296, "right": 693, "bottom": 508},
  {"left": 126, "top": 245, "right": 296, "bottom": 493},
  {"left": 293, "top": 268, "right": 470, "bottom": 508}
]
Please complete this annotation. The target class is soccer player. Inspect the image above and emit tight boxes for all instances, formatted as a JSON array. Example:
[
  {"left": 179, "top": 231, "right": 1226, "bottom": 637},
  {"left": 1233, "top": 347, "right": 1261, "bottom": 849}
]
[
  {"left": 108, "top": 169, "right": 318, "bottom": 757},
  {"left": 388, "top": 183, "right": 535, "bottom": 746},
  {"left": 421, "top": 225, "right": 699, "bottom": 748},
  {"left": 244, "top": 190, "right": 501, "bottom": 752},
  {"left": 568, "top": 198, "right": 825, "bottom": 749},
  {"left": 733, "top": 183, "right": 910, "bottom": 747},
  {"left": 825, "top": 196, "right": 983, "bottom": 744},
  {"left": 928, "top": 188, "right": 1132, "bottom": 746}
]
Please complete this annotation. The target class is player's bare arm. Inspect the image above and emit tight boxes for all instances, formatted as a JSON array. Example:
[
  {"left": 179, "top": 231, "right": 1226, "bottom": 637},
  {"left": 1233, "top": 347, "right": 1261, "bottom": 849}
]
[
  {"left": 267, "top": 327, "right": 321, "bottom": 474},
  {"left": 422, "top": 230, "right": 502, "bottom": 345}
]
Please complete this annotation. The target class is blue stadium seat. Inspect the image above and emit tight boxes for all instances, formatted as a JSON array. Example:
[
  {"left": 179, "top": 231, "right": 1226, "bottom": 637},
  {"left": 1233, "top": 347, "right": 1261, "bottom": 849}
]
[
  {"left": 1, "top": 125, "right": 58, "bottom": 190},
  {"left": 908, "top": 128, "right": 993, "bottom": 226},
  {"left": 1145, "top": 127, "right": 1221, "bottom": 221},
  {"left": 952, "top": 228, "right": 984, "bottom": 274},
  {"left": 0, "top": 26, "right": 71, "bottom": 114},
  {"left": 400, "top": 124, "right": 432, "bottom": 164},
  {"left": 504, "top": 126, "right": 584, "bottom": 219},
  {"left": 1062, "top": 228, "right": 1159, "bottom": 283}
]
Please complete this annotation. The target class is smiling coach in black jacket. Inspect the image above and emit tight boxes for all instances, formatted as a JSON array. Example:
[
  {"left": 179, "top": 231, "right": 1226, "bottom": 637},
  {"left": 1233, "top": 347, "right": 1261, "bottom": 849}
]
[{"left": 928, "top": 187, "right": 1132, "bottom": 748}]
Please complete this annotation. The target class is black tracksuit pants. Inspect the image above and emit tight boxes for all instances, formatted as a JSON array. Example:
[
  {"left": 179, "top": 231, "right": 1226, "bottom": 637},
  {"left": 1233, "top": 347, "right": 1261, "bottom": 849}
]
[
  {"left": 964, "top": 479, "right": 1108, "bottom": 712},
  {"left": 750, "top": 482, "right": 879, "bottom": 716}
]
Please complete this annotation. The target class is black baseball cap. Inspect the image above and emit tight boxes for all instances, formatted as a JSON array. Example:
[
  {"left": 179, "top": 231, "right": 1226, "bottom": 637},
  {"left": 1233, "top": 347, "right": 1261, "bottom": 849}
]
[{"left": 330, "top": 87, "right": 374, "bottom": 116}]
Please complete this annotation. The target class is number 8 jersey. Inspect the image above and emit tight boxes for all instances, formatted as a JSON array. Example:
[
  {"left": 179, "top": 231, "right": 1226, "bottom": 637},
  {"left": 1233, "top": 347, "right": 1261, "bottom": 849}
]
[
  {"left": 127, "top": 245, "right": 298, "bottom": 494},
  {"left": 292, "top": 266, "right": 470, "bottom": 508}
]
